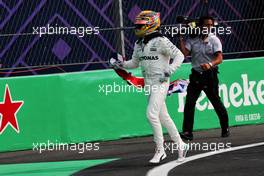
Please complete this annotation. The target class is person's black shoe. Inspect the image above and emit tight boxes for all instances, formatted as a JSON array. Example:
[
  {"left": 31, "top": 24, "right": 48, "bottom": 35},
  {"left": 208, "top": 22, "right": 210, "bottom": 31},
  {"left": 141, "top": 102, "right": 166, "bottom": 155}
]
[
  {"left": 221, "top": 128, "right": 230, "bottom": 138},
  {"left": 180, "top": 132, "right": 193, "bottom": 141}
]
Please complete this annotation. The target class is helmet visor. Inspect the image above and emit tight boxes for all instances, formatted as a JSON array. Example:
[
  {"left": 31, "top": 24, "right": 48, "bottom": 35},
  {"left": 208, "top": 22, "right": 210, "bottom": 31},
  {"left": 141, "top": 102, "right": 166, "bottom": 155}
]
[{"left": 135, "top": 24, "right": 146, "bottom": 30}]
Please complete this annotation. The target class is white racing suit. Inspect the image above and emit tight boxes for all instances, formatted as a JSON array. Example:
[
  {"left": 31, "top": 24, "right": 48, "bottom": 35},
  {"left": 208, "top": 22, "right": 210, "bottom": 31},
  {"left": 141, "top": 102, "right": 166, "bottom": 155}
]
[{"left": 123, "top": 33, "right": 185, "bottom": 150}]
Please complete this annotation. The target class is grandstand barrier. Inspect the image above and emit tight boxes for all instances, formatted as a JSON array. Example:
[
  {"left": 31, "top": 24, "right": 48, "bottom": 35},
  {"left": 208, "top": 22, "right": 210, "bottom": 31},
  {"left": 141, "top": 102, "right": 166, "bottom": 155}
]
[{"left": 0, "top": 57, "right": 263, "bottom": 152}]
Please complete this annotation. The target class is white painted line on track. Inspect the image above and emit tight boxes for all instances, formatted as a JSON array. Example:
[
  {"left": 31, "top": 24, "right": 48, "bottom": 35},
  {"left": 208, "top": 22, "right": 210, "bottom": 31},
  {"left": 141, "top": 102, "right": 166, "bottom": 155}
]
[{"left": 146, "top": 142, "right": 264, "bottom": 176}]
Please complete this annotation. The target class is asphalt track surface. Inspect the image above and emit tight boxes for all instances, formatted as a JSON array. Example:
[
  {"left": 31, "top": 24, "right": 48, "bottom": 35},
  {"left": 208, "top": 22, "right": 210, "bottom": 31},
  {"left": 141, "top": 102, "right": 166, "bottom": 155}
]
[{"left": 0, "top": 124, "right": 263, "bottom": 176}]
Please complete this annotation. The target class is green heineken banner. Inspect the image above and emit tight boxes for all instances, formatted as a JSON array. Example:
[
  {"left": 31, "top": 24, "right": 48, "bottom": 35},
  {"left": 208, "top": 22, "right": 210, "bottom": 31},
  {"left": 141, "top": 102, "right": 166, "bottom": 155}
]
[{"left": 0, "top": 57, "right": 263, "bottom": 152}]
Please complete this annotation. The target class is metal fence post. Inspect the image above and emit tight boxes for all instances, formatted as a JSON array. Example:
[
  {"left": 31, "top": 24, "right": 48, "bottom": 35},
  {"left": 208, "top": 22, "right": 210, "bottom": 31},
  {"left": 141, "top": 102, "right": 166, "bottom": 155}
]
[{"left": 113, "top": 0, "right": 126, "bottom": 57}]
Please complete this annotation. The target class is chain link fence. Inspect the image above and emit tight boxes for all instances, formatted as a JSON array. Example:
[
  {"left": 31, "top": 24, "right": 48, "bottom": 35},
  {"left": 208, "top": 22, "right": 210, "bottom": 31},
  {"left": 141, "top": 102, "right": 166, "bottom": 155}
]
[{"left": 0, "top": 0, "right": 263, "bottom": 76}]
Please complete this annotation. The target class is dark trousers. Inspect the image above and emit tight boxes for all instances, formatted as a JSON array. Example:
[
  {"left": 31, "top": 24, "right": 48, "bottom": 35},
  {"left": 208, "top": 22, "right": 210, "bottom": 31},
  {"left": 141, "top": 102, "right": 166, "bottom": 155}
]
[{"left": 183, "top": 68, "right": 229, "bottom": 133}]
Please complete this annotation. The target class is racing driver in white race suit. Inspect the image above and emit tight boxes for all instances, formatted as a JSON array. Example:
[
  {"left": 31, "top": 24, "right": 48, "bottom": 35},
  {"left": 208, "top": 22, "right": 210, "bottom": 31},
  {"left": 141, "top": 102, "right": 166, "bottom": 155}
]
[{"left": 111, "top": 10, "right": 188, "bottom": 163}]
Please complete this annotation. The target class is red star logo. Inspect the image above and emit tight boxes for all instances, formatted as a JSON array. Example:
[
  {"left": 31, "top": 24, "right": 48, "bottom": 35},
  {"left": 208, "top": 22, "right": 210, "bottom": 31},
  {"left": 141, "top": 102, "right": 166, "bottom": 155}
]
[{"left": 0, "top": 84, "right": 24, "bottom": 134}]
